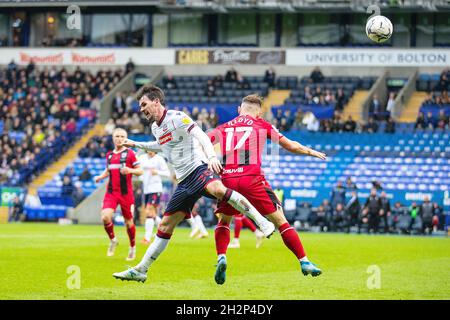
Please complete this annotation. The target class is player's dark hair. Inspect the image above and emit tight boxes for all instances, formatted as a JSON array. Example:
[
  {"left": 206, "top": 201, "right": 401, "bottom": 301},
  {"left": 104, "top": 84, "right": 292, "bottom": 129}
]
[
  {"left": 242, "top": 94, "right": 263, "bottom": 108},
  {"left": 136, "top": 84, "right": 165, "bottom": 106}
]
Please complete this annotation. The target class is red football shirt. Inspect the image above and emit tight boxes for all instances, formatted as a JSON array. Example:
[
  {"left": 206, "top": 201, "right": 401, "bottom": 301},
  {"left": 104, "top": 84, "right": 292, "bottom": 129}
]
[
  {"left": 105, "top": 148, "right": 139, "bottom": 194},
  {"left": 209, "top": 115, "right": 283, "bottom": 178}
]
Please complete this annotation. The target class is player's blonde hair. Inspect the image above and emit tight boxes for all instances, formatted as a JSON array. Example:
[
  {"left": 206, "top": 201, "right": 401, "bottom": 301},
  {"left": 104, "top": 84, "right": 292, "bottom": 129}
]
[
  {"left": 240, "top": 94, "right": 263, "bottom": 116},
  {"left": 112, "top": 127, "right": 128, "bottom": 137}
]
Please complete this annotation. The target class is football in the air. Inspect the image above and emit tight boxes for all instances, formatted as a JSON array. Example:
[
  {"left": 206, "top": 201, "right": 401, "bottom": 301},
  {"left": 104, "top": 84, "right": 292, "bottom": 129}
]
[{"left": 366, "top": 15, "right": 393, "bottom": 43}]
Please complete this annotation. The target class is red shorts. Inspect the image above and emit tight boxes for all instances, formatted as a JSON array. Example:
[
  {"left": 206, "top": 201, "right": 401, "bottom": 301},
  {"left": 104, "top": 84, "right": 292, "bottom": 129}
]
[
  {"left": 215, "top": 175, "right": 281, "bottom": 216},
  {"left": 102, "top": 192, "right": 135, "bottom": 220}
]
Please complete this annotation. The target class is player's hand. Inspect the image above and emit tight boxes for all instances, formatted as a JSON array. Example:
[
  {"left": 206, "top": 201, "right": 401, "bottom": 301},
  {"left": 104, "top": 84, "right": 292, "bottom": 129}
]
[
  {"left": 310, "top": 149, "right": 327, "bottom": 160},
  {"left": 94, "top": 175, "right": 102, "bottom": 183},
  {"left": 150, "top": 169, "right": 158, "bottom": 175},
  {"left": 121, "top": 139, "right": 136, "bottom": 148},
  {"left": 208, "top": 156, "right": 222, "bottom": 174},
  {"left": 120, "top": 167, "right": 132, "bottom": 175}
]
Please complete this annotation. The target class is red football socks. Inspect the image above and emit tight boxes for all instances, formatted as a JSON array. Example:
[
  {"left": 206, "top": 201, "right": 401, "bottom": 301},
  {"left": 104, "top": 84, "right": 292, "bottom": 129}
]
[
  {"left": 104, "top": 222, "right": 115, "bottom": 240},
  {"left": 279, "top": 222, "right": 306, "bottom": 259},
  {"left": 215, "top": 221, "right": 230, "bottom": 255},
  {"left": 127, "top": 224, "right": 136, "bottom": 247}
]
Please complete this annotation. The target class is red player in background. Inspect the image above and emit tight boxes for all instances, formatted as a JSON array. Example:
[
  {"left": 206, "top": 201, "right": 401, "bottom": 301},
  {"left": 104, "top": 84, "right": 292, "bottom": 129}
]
[
  {"left": 94, "top": 128, "right": 143, "bottom": 261},
  {"left": 209, "top": 94, "right": 327, "bottom": 285}
]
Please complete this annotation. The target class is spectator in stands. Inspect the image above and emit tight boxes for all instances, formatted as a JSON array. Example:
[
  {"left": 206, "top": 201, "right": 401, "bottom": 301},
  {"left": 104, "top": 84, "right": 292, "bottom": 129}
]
[
  {"left": 292, "top": 110, "right": 304, "bottom": 130},
  {"left": 302, "top": 111, "right": 319, "bottom": 132},
  {"left": 8, "top": 59, "right": 17, "bottom": 72},
  {"left": 112, "top": 92, "right": 126, "bottom": 116},
  {"left": 344, "top": 190, "right": 360, "bottom": 233},
  {"left": 206, "top": 79, "right": 216, "bottom": 97},
  {"left": 386, "top": 92, "right": 395, "bottom": 118},
  {"left": 436, "top": 70, "right": 449, "bottom": 91},
  {"left": 310, "top": 66, "right": 324, "bottom": 83},
  {"left": 379, "top": 191, "right": 391, "bottom": 233},
  {"left": 212, "top": 74, "right": 223, "bottom": 88},
  {"left": 208, "top": 108, "right": 219, "bottom": 128},
  {"left": 343, "top": 115, "right": 356, "bottom": 132},
  {"left": 64, "top": 166, "right": 76, "bottom": 178},
  {"left": 72, "top": 181, "right": 86, "bottom": 207},
  {"left": 330, "top": 203, "right": 346, "bottom": 232},
  {"left": 420, "top": 196, "right": 435, "bottom": 235},
  {"left": 61, "top": 175, "right": 75, "bottom": 197},
  {"left": 311, "top": 204, "right": 329, "bottom": 232},
  {"left": 391, "top": 201, "right": 404, "bottom": 232},
  {"left": 125, "top": 58, "right": 135, "bottom": 74},
  {"left": 424, "top": 111, "right": 435, "bottom": 130},
  {"left": 363, "top": 117, "right": 379, "bottom": 133},
  {"left": 263, "top": 67, "right": 276, "bottom": 89},
  {"left": 324, "top": 89, "right": 335, "bottom": 105},
  {"left": 335, "top": 88, "right": 347, "bottom": 112},
  {"left": 385, "top": 116, "right": 396, "bottom": 134},
  {"left": 330, "top": 181, "right": 346, "bottom": 209},
  {"left": 433, "top": 202, "right": 444, "bottom": 231},
  {"left": 65, "top": 117, "right": 77, "bottom": 134},
  {"left": 105, "top": 119, "right": 116, "bottom": 135},
  {"left": 415, "top": 111, "right": 426, "bottom": 130},
  {"left": 361, "top": 188, "right": 382, "bottom": 234},
  {"left": 8, "top": 195, "right": 24, "bottom": 222},
  {"left": 369, "top": 93, "right": 382, "bottom": 120},
  {"left": 225, "top": 67, "right": 238, "bottom": 83},
  {"left": 303, "top": 86, "right": 313, "bottom": 104},
  {"left": 129, "top": 113, "right": 144, "bottom": 134},
  {"left": 437, "top": 110, "right": 449, "bottom": 130},
  {"left": 79, "top": 165, "right": 92, "bottom": 181},
  {"left": 346, "top": 177, "right": 357, "bottom": 191},
  {"left": 236, "top": 74, "right": 250, "bottom": 90},
  {"left": 163, "top": 74, "right": 177, "bottom": 89}
]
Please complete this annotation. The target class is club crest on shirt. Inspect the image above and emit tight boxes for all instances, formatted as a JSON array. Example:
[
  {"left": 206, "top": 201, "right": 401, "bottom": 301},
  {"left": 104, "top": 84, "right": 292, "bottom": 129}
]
[
  {"left": 182, "top": 117, "right": 191, "bottom": 125},
  {"left": 159, "top": 132, "right": 173, "bottom": 145}
]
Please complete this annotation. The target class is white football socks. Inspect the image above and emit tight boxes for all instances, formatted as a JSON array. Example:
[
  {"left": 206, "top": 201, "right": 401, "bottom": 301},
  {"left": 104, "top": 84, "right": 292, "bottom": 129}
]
[
  {"left": 144, "top": 218, "right": 155, "bottom": 241},
  {"left": 194, "top": 215, "right": 208, "bottom": 235},
  {"left": 135, "top": 235, "right": 170, "bottom": 273},
  {"left": 227, "top": 191, "right": 267, "bottom": 229}
]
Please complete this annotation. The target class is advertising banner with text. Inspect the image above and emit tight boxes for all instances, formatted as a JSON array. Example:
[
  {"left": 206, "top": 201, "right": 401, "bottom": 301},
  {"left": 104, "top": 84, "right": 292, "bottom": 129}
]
[
  {"left": 176, "top": 49, "right": 286, "bottom": 65},
  {"left": 286, "top": 48, "right": 450, "bottom": 67},
  {"left": 0, "top": 48, "right": 175, "bottom": 66}
]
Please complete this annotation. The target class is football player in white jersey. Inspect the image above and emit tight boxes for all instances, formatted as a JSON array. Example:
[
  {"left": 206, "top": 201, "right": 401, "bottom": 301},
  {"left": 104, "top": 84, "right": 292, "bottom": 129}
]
[
  {"left": 139, "top": 150, "right": 171, "bottom": 244},
  {"left": 113, "top": 84, "right": 275, "bottom": 283}
]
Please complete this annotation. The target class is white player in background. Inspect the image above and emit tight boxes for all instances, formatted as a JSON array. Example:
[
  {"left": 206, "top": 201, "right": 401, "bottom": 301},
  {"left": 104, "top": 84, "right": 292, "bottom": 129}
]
[{"left": 139, "top": 150, "right": 171, "bottom": 244}]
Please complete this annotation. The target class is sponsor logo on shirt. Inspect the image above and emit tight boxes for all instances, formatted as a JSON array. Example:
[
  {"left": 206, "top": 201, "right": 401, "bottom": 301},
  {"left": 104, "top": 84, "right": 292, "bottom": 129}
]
[
  {"left": 158, "top": 132, "right": 173, "bottom": 145},
  {"left": 222, "top": 167, "right": 244, "bottom": 175}
]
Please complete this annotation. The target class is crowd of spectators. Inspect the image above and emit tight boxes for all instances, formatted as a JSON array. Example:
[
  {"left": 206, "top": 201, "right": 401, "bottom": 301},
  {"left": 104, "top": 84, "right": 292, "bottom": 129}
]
[
  {"left": 0, "top": 60, "right": 125, "bottom": 185},
  {"left": 301, "top": 179, "right": 444, "bottom": 235},
  {"left": 416, "top": 68, "right": 450, "bottom": 131}
]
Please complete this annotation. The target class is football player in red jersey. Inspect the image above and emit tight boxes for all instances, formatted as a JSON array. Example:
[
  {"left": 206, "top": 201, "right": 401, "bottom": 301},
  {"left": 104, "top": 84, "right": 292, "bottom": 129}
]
[
  {"left": 209, "top": 94, "right": 327, "bottom": 284},
  {"left": 94, "top": 128, "right": 143, "bottom": 261}
]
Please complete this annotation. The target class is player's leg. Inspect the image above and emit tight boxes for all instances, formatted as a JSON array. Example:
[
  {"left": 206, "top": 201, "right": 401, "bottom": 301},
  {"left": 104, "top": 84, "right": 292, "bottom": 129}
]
[
  {"left": 265, "top": 209, "right": 322, "bottom": 277},
  {"left": 187, "top": 211, "right": 201, "bottom": 238},
  {"left": 214, "top": 213, "right": 233, "bottom": 285},
  {"left": 228, "top": 215, "right": 242, "bottom": 248},
  {"left": 120, "top": 198, "right": 137, "bottom": 261},
  {"left": 241, "top": 215, "right": 265, "bottom": 248},
  {"left": 205, "top": 180, "right": 275, "bottom": 238},
  {"left": 113, "top": 211, "right": 186, "bottom": 283},
  {"left": 143, "top": 203, "right": 157, "bottom": 244},
  {"left": 102, "top": 193, "right": 120, "bottom": 256}
]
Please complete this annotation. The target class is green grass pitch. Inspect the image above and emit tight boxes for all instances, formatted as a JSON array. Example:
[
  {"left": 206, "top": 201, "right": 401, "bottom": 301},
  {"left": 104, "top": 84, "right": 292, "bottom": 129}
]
[{"left": 0, "top": 223, "right": 448, "bottom": 300}]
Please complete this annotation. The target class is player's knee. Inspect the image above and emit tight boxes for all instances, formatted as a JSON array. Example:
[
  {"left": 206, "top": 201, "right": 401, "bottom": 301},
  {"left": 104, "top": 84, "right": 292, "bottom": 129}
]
[
  {"left": 206, "top": 181, "right": 227, "bottom": 199},
  {"left": 101, "top": 213, "right": 111, "bottom": 224}
]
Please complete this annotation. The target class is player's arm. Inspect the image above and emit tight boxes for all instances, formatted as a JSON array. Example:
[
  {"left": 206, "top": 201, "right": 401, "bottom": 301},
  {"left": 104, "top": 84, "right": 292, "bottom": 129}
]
[
  {"left": 122, "top": 138, "right": 162, "bottom": 153},
  {"left": 278, "top": 137, "right": 327, "bottom": 160},
  {"left": 94, "top": 168, "right": 109, "bottom": 183},
  {"left": 190, "top": 126, "right": 222, "bottom": 174}
]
